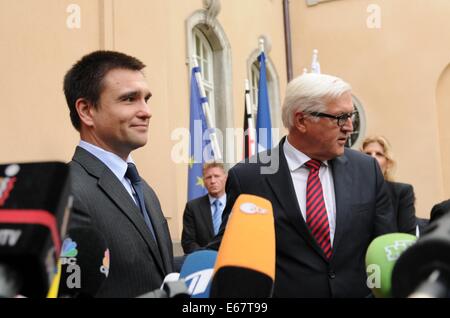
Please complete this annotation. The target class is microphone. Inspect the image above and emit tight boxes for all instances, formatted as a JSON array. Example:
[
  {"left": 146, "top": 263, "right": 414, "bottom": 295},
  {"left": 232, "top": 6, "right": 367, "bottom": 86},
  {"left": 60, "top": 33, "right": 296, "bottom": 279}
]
[
  {"left": 0, "top": 162, "right": 71, "bottom": 297},
  {"left": 365, "top": 233, "right": 417, "bottom": 298},
  {"left": 138, "top": 279, "right": 190, "bottom": 298},
  {"left": 138, "top": 272, "right": 189, "bottom": 298},
  {"left": 392, "top": 212, "right": 450, "bottom": 298},
  {"left": 138, "top": 251, "right": 215, "bottom": 299},
  {"left": 179, "top": 250, "right": 217, "bottom": 298},
  {"left": 209, "top": 194, "right": 275, "bottom": 298},
  {"left": 58, "top": 227, "right": 110, "bottom": 298},
  {"left": 160, "top": 272, "right": 180, "bottom": 289}
]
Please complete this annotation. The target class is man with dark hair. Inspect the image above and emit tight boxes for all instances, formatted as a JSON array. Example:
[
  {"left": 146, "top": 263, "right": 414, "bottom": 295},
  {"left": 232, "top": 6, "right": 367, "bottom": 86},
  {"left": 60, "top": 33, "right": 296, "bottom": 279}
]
[
  {"left": 181, "top": 162, "right": 227, "bottom": 254},
  {"left": 64, "top": 50, "right": 174, "bottom": 297}
]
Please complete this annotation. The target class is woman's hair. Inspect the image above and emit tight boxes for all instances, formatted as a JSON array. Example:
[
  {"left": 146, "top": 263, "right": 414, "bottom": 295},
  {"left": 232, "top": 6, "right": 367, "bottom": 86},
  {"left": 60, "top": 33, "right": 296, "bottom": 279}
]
[{"left": 361, "top": 135, "right": 396, "bottom": 181}]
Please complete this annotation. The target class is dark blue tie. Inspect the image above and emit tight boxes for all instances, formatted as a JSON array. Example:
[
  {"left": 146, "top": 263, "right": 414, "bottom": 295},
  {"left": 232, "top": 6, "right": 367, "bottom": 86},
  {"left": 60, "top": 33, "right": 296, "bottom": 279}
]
[{"left": 126, "top": 163, "right": 157, "bottom": 242}]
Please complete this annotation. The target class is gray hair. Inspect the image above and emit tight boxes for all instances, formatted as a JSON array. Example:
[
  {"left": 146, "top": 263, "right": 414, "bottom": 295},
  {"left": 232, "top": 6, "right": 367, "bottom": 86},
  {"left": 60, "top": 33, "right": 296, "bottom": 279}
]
[{"left": 281, "top": 73, "right": 352, "bottom": 130}]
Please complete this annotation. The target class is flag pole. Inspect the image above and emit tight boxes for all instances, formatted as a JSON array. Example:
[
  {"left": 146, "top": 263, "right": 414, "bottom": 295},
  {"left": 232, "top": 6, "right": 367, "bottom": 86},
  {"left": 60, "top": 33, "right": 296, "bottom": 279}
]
[
  {"left": 255, "top": 38, "right": 272, "bottom": 152},
  {"left": 244, "top": 79, "right": 256, "bottom": 157},
  {"left": 311, "top": 49, "right": 321, "bottom": 74},
  {"left": 191, "top": 57, "right": 223, "bottom": 161}
]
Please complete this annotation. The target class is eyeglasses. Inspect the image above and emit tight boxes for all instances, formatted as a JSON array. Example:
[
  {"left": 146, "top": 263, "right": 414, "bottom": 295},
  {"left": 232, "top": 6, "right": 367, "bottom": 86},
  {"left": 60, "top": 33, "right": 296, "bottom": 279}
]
[{"left": 308, "top": 111, "right": 358, "bottom": 128}]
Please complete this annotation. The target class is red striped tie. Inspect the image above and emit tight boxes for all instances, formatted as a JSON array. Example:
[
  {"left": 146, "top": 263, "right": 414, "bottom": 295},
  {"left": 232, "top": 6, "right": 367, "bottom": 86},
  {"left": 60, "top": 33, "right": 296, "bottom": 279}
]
[{"left": 305, "top": 159, "right": 332, "bottom": 259}]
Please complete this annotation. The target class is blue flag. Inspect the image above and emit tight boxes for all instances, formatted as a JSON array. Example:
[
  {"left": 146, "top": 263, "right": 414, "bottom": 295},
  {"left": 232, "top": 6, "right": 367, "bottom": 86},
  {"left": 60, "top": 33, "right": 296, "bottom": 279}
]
[
  {"left": 188, "top": 67, "right": 214, "bottom": 201},
  {"left": 256, "top": 52, "right": 272, "bottom": 152}
]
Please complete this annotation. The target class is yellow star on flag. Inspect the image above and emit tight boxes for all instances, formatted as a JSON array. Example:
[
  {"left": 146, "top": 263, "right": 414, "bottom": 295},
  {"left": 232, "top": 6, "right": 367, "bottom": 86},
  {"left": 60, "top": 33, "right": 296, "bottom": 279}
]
[
  {"left": 188, "top": 156, "right": 195, "bottom": 169},
  {"left": 196, "top": 176, "right": 204, "bottom": 188}
]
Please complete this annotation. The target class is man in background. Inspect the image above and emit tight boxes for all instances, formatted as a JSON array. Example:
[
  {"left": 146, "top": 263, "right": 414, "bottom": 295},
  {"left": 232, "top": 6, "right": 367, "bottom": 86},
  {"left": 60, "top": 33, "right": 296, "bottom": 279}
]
[{"left": 182, "top": 162, "right": 227, "bottom": 254}]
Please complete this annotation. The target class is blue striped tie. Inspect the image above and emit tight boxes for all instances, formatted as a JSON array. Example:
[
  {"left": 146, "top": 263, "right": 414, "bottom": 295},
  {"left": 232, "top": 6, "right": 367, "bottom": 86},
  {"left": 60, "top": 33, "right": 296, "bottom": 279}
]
[
  {"left": 305, "top": 159, "right": 332, "bottom": 259},
  {"left": 212, "top": 199, "right": 222, "bottom": 235}
]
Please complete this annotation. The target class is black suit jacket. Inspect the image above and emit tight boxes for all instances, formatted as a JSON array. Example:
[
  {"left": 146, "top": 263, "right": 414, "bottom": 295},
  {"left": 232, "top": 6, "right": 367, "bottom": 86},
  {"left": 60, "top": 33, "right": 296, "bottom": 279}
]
[
  {"left": 69, "top": 147, "right": 174, "bottom": 297},
  {"left": 385, "top": 181, "right": 417, "bottom": 234},
  {"left": 181, "top": 195, "right": 215, "bottom": 254},
  {"left": 209, "top": 138, "right": 395, "bottom": 297}
]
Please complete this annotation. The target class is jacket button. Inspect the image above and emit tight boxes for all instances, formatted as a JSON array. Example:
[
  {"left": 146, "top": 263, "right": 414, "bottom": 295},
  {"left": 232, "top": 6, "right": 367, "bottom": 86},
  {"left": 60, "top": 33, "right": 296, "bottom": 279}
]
[{"left": 328, "top": 271, "right": 336, "bottom": 279}]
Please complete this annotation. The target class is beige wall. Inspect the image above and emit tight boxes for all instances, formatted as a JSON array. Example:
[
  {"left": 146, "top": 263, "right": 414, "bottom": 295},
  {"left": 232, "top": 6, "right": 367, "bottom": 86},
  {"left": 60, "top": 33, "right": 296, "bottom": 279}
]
[
  {"left": 0, "top": 0, "right": 100, "bottom": 163},
  {"left": 291, "top": 0, "right": 450, "bottom": 217}
]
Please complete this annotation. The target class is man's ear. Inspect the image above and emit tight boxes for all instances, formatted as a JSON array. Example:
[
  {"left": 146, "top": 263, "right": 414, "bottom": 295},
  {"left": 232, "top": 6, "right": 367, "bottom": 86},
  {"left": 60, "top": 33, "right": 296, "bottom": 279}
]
[
  {"left": 294, "top": 111, "right": 308, "bottom": 133},
  {"left": 75, "top": 98, "right": 95, "bottom": 127}
]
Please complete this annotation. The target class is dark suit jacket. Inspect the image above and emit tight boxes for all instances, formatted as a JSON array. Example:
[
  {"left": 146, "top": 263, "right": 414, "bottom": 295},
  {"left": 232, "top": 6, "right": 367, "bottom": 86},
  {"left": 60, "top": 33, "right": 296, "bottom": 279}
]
[
  {"left": 181, "top": 195, "right": 215, "bottom": 254},
  {"left": 385, "top": 181, "right": 417, "bottom": 234},
  {"left": 69, "top": 147, "right": 174, "bottom": 297},
  {"left": 209, "top": 137, "right": 395, "bottom": 297},
  {"left": 430, "top": 198, "right": 450, "bottom": 223}
]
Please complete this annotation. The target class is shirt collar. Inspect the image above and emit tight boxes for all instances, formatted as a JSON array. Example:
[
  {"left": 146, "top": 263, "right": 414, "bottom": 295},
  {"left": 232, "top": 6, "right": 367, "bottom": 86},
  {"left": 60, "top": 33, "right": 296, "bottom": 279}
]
[
  {"left": 208, "top": 193, "right": 226, "bottom": 206},
  {"left": 283, "top": 137, "right": 328, "bottom": 172},
  {"left": 78, "top": 140, "right": 135, "bottom": 181}
]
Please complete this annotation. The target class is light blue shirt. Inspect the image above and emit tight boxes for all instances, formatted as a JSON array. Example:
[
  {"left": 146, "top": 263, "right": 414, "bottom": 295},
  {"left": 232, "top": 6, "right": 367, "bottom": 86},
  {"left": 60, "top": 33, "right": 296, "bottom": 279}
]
[
  {"left": 78, "top": 141, "right": 137, "bottom": 203},
  {"left": 208, "top": 193, "right": 226, "bottom": 217}
]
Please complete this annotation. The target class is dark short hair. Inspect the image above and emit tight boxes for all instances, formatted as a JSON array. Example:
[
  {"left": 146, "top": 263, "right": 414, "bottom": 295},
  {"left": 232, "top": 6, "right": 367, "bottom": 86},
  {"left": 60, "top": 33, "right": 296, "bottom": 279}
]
[{"left": 63, "top": 50, "right": 146, "bottom": 131}]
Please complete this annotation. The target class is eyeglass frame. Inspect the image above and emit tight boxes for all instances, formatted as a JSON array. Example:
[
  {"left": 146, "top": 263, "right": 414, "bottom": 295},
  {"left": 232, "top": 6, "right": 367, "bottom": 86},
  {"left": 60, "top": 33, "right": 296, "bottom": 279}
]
[{"left": 307, "top": 111, "right": 358, "bottom": 128}]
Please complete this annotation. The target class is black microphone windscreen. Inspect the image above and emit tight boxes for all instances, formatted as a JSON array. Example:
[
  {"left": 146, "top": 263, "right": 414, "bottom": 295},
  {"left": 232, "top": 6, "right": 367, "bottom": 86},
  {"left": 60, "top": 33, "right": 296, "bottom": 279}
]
[
  {"left": 0, "top": 162, "right": 71, "bottom": 297},
  {"left": 210, "top": 267, "right": 273, "bottom": 298},
  {"left": 392, "top": 212, "right": 450, "bottom": 297},
  {"left": 58, "top": 227, "right": 109, "bottom": 298}
]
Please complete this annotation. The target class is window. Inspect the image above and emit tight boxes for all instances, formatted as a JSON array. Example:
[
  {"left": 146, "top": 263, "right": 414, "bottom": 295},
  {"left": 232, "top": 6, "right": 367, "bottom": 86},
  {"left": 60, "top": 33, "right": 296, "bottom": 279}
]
[
  {"left": 345, "top": 95, "right": 366, "bottom": 149},
  {"left": 187, "top": 9, "right": 233, "bottom": 165},
  {"left": 193, "top": 28, "right": 215, "bottom": 125}
]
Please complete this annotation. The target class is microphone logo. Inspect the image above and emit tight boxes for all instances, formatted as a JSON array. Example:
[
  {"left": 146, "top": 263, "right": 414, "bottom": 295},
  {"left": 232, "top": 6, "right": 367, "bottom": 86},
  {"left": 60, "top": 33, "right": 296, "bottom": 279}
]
[
  {"left": 384, "top": 240, "right": 415, "bottom": 261},
  {"left": 184, "top": 269, "right": 214, "bottom": 296},
  {"left": 240, "top": 202, "right": 268, "bottom": 215},
  {"left": 60, "top": 237, "right": 81, "bottom": 289},
  {"left": 0, "top": 229, "right": 22, "bottom": 246},
  {"left": 0, "top": 164, "right": 20, "bottom": 207},
  {"left": 100, "top": 248, "right": 110, "bottom": 277},
  {"left": 61, "top": 238, "right": 78, "bottom": 258}
]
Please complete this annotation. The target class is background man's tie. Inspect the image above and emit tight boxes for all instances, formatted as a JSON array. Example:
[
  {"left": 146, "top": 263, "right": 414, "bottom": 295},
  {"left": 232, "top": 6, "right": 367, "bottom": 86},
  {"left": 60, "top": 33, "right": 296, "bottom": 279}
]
[{"left": 212, "top": 199, "right": 222, "bottom": 235}]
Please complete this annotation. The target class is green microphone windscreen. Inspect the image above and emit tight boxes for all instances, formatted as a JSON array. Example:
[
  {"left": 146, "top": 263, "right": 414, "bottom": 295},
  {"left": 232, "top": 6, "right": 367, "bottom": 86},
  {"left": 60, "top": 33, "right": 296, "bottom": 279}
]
[{"left": 365, "top": 233, "right": 416, "bottom": 298}]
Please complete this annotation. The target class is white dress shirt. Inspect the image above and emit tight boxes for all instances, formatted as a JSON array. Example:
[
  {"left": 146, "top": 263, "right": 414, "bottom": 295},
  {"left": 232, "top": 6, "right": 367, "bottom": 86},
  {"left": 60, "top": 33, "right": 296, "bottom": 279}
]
[{"left": 283, "top": 138, "right": 337, "bottom": 245}]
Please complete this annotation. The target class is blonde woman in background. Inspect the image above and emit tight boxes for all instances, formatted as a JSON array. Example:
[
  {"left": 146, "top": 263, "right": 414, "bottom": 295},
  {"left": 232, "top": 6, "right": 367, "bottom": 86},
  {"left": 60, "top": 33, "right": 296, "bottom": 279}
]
[{"left": 361, "top": 136, "right": 417, "bottom": 234}]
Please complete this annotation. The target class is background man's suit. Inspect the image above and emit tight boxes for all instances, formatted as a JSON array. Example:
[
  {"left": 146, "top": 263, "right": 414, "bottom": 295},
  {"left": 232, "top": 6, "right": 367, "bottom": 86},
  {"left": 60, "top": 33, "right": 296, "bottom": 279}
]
[
  {"left": 69, "top": 147, "right": 174, "bottom": 297},
  {"left": 210, "top": 137, "right": 395, "bottom": 297},
  {"left": 181, "top": 195, "right": 215, "bottom": 254},
  {"left": 385, "top": 181, "right": 417, "bottom": 234}
]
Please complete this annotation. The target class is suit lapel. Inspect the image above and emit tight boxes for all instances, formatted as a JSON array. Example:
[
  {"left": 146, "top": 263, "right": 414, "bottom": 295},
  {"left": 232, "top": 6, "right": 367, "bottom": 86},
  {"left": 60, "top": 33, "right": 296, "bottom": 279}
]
[
  {"left": 329, "top": 153, "right": 351, "bottom": 257},
  {"left": 264, "top": 140, "right": 327, "bottom": 259},
  {"left": 73, "top": 147, "right": 165, "bottom": 274},
  {"left": 142, "top": 187, "right": 171, "bottom": 274},
  {"left": 200, "top": 195, "right": 215, "bottom": 237}
]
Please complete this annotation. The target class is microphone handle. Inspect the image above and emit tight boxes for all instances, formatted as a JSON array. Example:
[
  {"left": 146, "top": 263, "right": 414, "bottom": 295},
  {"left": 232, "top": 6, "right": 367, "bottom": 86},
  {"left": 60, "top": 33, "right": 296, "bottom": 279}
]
[
  {"left": 408, "top": 270, "right": 448, "bottom": 298},
  {"left": 0, "top": 263, "right": 23, "bottom": 298}
]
